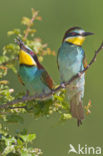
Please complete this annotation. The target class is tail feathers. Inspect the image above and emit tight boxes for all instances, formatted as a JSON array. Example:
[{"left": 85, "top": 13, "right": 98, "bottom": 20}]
[
  {"left": 70, "top": 94, "right": 84, "bottom": 127},
  {"left": 77, "top": 119, "right": 82, "bottom": 127}
]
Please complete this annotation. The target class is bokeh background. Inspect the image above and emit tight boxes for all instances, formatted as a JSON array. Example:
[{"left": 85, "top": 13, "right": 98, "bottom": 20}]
[{"left": 0, "top": 0, "right": 103, "bottom": 155}]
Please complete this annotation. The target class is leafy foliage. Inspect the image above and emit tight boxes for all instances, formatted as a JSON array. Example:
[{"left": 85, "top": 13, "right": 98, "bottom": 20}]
[
  {"left": 0, "top": 125, "right": 42, "bottom": 156},
  {"left": 0, "top": 8, "right": 72, "bottom": 154},
  {"left": 0, "top": 8, "right": 71, "bottom": 121}
]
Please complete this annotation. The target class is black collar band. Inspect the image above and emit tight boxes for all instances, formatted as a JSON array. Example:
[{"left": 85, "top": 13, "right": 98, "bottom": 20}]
[{"left": 20, "top": 64, "right": 35, "bottom": 67}]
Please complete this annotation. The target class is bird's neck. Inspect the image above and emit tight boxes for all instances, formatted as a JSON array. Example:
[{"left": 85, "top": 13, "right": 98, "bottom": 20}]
[
  {"left": 19, "top": 50, "right": 36, "bottom": 66},
  {"left": 33, "top": 56, "right": 44, "bottom": 70},
  {"left": 36, "top": 61, "right": 44, "bottom": 70}
]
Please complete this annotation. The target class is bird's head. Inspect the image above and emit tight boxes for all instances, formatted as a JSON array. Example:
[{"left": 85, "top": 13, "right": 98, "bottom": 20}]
[
  {"left": 15, "top": 38, "right": 37, "bottom": 66},
  {"left": 63, "top": 27, "right": 94, "bottom": 46}
]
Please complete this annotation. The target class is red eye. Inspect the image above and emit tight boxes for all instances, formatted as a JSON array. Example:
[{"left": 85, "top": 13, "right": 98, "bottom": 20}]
[
  {"left": 72, "top": 32, "right": 77, "bottom": 35},
  {"left": 30, "top": 51, "right": 34, "bottom": 56}
]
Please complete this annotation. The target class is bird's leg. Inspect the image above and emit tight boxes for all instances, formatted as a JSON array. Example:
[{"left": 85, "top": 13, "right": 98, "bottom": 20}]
[
  {"left": 77, "top": 119, "right": 82, "bottom": 127},
  {"left": 25, "top": 90, "right": 29, "bottom": 97},
  {"left": 51, "top": 89, "right": 55, "bottom": 94},
  {"left": 61, "top": 82, "right": 66, "bottom": 88},
  {"left": 23, "top": 90, "right": 29, "bottom": 100},
  {"left": 78, "top": 72, "right": 82, "bottom": 78}
]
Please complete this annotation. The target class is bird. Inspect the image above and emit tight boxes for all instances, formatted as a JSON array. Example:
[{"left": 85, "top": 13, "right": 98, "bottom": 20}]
[
  {"left": 16, "top": 38, "right": 53, "bottom": 99},
  {"left": 57, "top": 27, "right": 93, "bottom": 126}
]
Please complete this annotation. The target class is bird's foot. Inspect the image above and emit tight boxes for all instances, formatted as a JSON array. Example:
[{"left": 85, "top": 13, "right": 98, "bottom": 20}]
[
  {"left": 25, "top": 90, "right": 29, "bottom": 97},
  {"left": 51, "top": 89, "right": 54, "bottom": 94},
  {"left": 61, "top": 82, "right": 65, "bottom": 88},
  {"left": 78, "top": 72, "right": 82, "bottom": 77},
  {"left": 77, "top": 119, "right": 82, "bottom": 127},
  {"left": 23, "top": 90, "right": 29, "bottom": 100}
]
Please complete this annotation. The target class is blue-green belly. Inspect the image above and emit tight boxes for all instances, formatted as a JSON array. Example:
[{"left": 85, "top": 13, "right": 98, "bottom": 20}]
[
  {"left": 19, "top": 65, "right": 51, "bottom": 95},
  {"left": 58, "top": 42, "right": 85, "bottom": 99}
]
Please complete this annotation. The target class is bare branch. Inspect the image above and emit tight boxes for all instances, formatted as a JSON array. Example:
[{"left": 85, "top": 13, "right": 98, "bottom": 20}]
[
  {"left": 0, "top": 42, "right": 103, "bottom": 109},
  {"left": 9, "top": 106, "right": 26, "bottom": 109}
]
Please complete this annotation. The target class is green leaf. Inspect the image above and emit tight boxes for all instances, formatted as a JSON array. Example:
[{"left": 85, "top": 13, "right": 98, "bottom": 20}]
[
  {"left": 7, "top": 29, "right": 20, "bottom": 36},
  {"left": 20, "top": 134, "right": 36, "bottom": 143},
  {"left": 22, "top": 17, "right": 31, "bottom": 26},
  {"left": 61, "top": 113, "right": 72, "bottom": 120},
  {"left": 7, "top": 152, "right": 20, "bottom": 156},
  {"left": 20, "top": 151, "right": 33, "bottom": 156}
]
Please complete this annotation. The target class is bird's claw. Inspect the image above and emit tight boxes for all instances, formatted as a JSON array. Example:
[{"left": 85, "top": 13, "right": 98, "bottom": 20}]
[
  {"left": 61, "top": 82, "right": 65, "bottom": 88},
  {"left": 51, "top": 89, "right": 55, "bottom": 94},
  {"left": 78, "top": 72, "right": 82, "bottom": 77},
  {"left": 22, "top": 90, "right": 29, "bottom": 100}
]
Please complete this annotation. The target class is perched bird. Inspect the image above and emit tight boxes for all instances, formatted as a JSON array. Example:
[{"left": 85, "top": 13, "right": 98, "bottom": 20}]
[
  {"left": 57, "top": 27, "right": 93, "bottom": 126},
  {"left": 16, "top": 38, "right": 53, "bottom": 98}
]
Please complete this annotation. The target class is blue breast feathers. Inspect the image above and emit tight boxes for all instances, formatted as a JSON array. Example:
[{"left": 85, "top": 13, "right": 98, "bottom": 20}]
[
  {"left": 19, "top": 65, "right": 51, "bottom": 95},
  {"left": 58, "top": 42, "right": 85, "bottom": 82}
]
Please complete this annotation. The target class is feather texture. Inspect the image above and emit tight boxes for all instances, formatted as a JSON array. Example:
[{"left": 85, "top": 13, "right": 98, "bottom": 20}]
[
  {"left": 17, "top": 40, "right": 53, "bottom": 97},
  {"left": 57, "top": 41, "right": 85, "bottom": 126}
]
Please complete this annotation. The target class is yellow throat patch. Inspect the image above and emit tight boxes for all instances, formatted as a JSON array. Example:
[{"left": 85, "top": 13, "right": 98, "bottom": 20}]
[
  {"left": 19, "top": 50, "right": 36, "bottom": 66},
  {"left": 65, "top": 36, "right": 85, "bottom": 46}
]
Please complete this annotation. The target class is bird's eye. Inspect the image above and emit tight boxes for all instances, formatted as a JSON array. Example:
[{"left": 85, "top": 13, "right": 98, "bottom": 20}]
[
  {"left": 30, "top": 51, "right": 34, "bottom": 56},
  {"left": 71, "top": 32, "right": 77, "bottom": 36}
]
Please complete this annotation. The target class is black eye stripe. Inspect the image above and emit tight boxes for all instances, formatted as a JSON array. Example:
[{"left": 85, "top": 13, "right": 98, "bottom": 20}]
[
  {"left": 67, "top": 32, "right": 79, "bottom": 37},
  {"left": 21, "top": 47, "right": 34, "bottom": 56},
  {"left": 71, "top": 32, "right": 78, "bottom": 35},
  {"left": 21, "top": 46, "right": 30, "bottom": 53}
]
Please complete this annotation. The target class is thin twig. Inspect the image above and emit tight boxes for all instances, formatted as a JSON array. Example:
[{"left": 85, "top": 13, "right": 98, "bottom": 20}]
[
  {"left": 23, "top": 10, "right": 39, "bottom": 40},
  {"left": 0, "top": 10, "right": 38, "bottom": 66},
  {"left": 0, "top": 42, "right": 103, "bottom": 109},
  {"left": 9, "top": 106, "right": 26, "bottom": 109}
]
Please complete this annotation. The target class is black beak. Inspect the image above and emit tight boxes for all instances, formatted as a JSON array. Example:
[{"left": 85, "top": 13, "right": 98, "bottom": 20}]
[
  {"left": 14, "top": 37, "right": 25, "bottom": 48},
  {"left": 15, "top": 37, "right": 32, "bottom": 54},
  {"left": 82, "top": 32, "right": 94, "bottom": 37}
]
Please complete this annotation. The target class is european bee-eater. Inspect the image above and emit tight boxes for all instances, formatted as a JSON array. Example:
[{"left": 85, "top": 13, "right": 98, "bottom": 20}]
[
  {"left": 16, "top": 38, "right": 53, "bottom": 98},
  {"left": 57, "top": 27, "right": 93, "bottom": 126}
]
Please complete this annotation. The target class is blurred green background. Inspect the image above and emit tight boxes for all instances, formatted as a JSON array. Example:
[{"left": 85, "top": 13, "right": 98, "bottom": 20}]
[{"left": 0, "top": 0, "right": 103, "bottom": 155}]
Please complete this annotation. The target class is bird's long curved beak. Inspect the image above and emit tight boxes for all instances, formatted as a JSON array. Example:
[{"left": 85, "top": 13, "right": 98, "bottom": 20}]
[
  {"left": 82, "top": 32, "right": 94, "bottom": 36},
  {"left": 15, "top": 37, "right": 33, "bottom": 54},
  {"left": 14, "top": 37, "right": 25, "bottom": 47}
]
